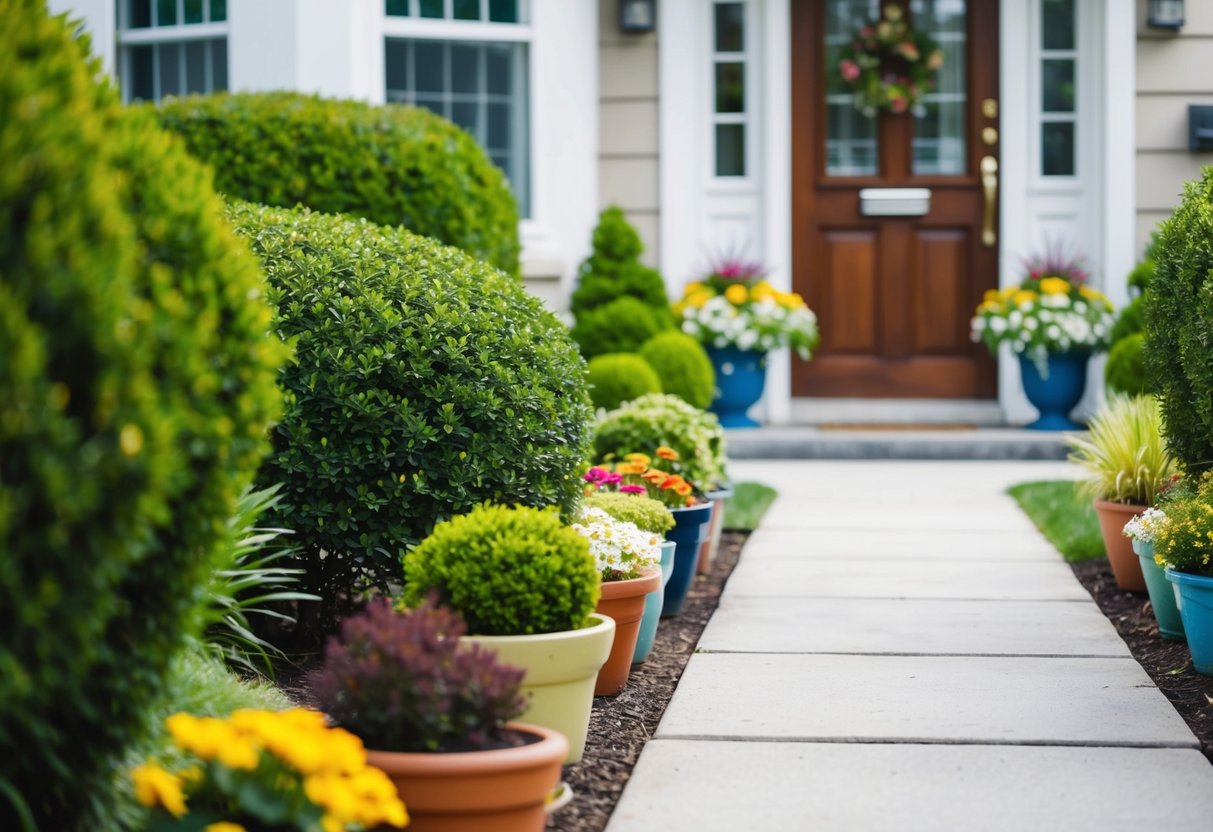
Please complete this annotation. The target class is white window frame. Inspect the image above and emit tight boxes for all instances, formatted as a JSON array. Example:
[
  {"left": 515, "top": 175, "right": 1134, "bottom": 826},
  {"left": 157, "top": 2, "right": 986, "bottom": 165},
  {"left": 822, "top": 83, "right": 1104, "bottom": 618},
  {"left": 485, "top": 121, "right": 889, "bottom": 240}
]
[
  {"left": 1031, "top": 0, "right": 1083, "bottom": 186},
  {"left": 708, "top": 0, "right": 758, "bottom": 186},
  {"left": 115, "top": 0, "right": 230, "bottom": 102}
]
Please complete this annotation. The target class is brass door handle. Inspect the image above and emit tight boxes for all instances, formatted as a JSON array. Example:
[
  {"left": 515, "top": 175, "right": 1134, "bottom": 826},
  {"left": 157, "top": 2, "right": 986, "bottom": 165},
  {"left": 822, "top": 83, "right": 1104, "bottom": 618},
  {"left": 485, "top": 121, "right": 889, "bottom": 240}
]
[{"left": 980, "top": 155, "right": 998, "bottom": 248}]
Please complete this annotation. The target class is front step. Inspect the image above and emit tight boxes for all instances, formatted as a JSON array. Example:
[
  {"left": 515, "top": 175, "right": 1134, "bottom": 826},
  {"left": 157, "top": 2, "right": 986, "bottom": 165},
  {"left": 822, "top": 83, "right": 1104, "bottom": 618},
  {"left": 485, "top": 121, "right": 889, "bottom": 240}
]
[
  {"left": 726, "top": 426, "right": 1072, "bottom": 461},
  {"left": 790, "top": 398, "right": 1006, "bottom": 426}
]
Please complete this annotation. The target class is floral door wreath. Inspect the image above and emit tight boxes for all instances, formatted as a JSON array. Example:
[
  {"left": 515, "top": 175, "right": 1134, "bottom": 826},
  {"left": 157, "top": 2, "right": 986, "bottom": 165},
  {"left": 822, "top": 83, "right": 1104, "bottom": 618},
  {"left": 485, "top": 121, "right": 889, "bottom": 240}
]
[{"left": 837, "top": 5, "right": 944, "bottom": 117}]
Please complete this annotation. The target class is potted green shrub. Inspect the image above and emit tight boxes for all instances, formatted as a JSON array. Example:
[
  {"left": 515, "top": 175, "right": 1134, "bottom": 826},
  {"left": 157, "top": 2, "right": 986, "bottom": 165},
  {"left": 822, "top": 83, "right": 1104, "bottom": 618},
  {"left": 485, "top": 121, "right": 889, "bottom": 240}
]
[
  {"left": 1065, "top": 395, "right": 1177, "bottom": 591},
  {"left": 310, "top": 599, "right": 566, "bottom": 831},
  {"left": 1153, "top": 474, "right": 1213, "bottom": 674},
  {"left": 582, "top": 489, "right": 676, "bottom": 663},
  {"left": 585, "top": 353, "right": 662, "bottom": 411},
  {"left": 400, "top": 504, "right": 612, "bottom": 763}
]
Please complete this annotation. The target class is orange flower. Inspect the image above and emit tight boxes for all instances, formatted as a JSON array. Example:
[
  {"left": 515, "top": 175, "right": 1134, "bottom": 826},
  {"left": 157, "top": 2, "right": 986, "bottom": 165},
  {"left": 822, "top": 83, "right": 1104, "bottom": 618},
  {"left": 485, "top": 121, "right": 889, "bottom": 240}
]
[
  {"left": 616, "top": 462, "right": 647, "bottom": 475},
  {"left": 641, "top": 470, "right": 666, "bottom": 482},
  {"left": 656, "top": 446, "right": 678, "bottom": 461},
  {"left": 675, "top": 482, "right": 693, "bottom": 497},
  {"left": 624, "top": 452, "right": 652, "bottom": 466}
]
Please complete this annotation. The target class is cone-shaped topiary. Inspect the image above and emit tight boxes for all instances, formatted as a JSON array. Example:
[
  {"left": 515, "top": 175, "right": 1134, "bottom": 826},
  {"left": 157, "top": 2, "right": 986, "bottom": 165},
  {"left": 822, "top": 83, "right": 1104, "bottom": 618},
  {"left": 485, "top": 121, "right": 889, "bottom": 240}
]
[
  {"left": 0, "top": 4, "right": 283, "bottom": 827},
  {"left": 401, "top": 505, "right": 600, "bottom": 636},
  {"left": 1105, "top": 332, "right": 1152, "bottom": 396},
  {"left": 572, "top": 296, "right": 672, "bottom": 359},
  {"left": 570, "top": 206, "right": 670, "bottom": 317},
  {"left": 228, "top": 202, "right": 593, "bottom": 637},
  {"left": 639, "top": 331, "right": 716, "bottom": 409},
  {"left": 586, "top": 353, "right": 663, "bottom": 411},
  {"left": 154, "top": 91, "right": 520, "bottom": 274}
]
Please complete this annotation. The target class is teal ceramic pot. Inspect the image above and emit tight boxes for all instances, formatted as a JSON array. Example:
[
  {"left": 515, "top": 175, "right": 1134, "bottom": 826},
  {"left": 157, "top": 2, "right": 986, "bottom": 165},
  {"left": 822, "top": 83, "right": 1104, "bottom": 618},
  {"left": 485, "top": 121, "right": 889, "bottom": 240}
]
[
  {"left": 662, "top": 502, "right": 713, "bottom": 617},
  {"left": 1165, "top": 568, "right": 1213, "bottom": 675},
  {"left": 1133, "top": 539, "right": 1184, "bottom": 641},
  {"left": 632, "top": 541, "right": 676, "bottom": 664}
]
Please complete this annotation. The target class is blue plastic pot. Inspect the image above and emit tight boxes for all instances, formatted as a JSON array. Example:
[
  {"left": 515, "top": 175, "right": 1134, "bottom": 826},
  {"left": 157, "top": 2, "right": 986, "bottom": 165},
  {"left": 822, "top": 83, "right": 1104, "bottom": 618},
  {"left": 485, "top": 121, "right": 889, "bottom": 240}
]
[
  {"left": 1018, "top": 352, "right": 1089, "bottom": 430},
  {"left": 1133, "top": 539, "right": 1184, "bottom": 642},
  {"left": 662, "top": 502, "right": 713, "bottom": 617},
  {"left": 632, "top": 541, "right": 676, "bottom": 664},
  {"left": 707, "top": 346, "right": 766, "bottom": 428},
  {"left": 1165, "top": 568, "right": 1213, "bottom": 675}
]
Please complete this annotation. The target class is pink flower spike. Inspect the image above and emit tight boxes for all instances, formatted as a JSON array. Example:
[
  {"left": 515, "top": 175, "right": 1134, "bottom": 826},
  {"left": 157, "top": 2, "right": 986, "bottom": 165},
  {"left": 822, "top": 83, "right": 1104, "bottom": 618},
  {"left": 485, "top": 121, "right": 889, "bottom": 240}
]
[{"left": 620, "top": 484, "right": 646, "bottom": 494}]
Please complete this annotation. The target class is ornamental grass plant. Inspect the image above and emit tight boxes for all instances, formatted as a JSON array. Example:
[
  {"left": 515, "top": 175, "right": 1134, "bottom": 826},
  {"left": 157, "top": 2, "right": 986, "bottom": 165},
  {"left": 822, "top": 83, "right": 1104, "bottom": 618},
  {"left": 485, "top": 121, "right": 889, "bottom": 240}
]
[{"left": 1065, "top": 395, "right": 1177, "bottom": 505}]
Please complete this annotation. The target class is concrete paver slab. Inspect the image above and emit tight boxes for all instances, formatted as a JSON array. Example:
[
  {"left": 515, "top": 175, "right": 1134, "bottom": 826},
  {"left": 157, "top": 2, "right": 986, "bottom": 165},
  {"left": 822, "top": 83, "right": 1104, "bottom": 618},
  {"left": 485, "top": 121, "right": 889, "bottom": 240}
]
[
  {"left": 606, "top": 741, "right": 1213, "bottom": 832},
  {"left": 655, "top": 653, "right": 1196, "bottom": 746},
  {"left": 740, "top": 527, "right": 1060, "bottom": 561},
  {"left": 726, "top": 459, "right": 1077, "bottom": 496},
  {"left": 759, "top": 502, "right": 1042, "bottom": 532},
  {"left": 698, "top": 596, "right": 1131, "bottom": 657},
  {"left": 722, "top": 556, "right": 1090, "bottom": 601}
]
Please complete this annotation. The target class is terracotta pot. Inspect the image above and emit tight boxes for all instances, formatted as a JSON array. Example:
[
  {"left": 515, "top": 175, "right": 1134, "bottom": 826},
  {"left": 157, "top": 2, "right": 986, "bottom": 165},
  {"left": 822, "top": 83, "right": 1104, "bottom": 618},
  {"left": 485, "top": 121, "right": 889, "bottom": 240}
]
[
  {"left": 594, "top": 568, "right": 661, "bottom": 696},
  {"left": 365, "top": 721, "right": 567, "bottom": 832},
  {"left": 1093, "top": 499, "right": 1146, "bottom": 591}
]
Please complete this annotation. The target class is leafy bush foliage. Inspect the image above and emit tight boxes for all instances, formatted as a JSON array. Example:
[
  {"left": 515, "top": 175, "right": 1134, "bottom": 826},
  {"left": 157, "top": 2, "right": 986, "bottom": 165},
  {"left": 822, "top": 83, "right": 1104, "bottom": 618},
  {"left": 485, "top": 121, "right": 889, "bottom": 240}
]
[
  {"left": 593, "top": 394, "right": 728, "bottom": 492},
  {"left": 310, "top": 599, "right": 525, "bottom": 753},
  {"left": 570, "top": 206, "right": 670, "bottom": 317},
  {"left": 582, "top": 491, "right": 676, "bottom": 535},
  {"left": 401, "top": 505, "right": 600, "bottom": 636},
  {"left": 586, "top": 353, "right": 662, "bottom": 411},
  {"left": 154, "top": 91, "right": 520, "bottom": 273},
  {"left": 0, "top": 6, "right": 283, "bottom": 827},
  {"left": 1143, "top": 168, "right": 1213, "bottom": 471},
  {"left": 228, "top": 202, "right": 592, "bottom": 634},
  {"left": 639, "top": 331, "right": 716, "bottom": 409},
  {"left": 572, "top": 296, "right": 672, "bottom": 359},
  {"left": 1104, "top": 333, "right": 1152, "bottom": 396},
  {"left": 1109, "top": 295, "right": 1145, "bottom": 344}
]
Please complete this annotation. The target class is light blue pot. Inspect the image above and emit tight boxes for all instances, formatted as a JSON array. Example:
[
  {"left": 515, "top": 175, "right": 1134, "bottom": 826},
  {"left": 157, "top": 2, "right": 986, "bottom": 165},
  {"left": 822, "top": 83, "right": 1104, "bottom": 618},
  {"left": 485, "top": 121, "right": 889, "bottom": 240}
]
[
  {"left": 1165, "top": 568, "right": 1213, "bottom": 675},
  {"left": 1133, "top": 539, "right": 1184, "bottom": 642},
  {"left": 632, "top": 541, "right": 676, "bottom": 664}
]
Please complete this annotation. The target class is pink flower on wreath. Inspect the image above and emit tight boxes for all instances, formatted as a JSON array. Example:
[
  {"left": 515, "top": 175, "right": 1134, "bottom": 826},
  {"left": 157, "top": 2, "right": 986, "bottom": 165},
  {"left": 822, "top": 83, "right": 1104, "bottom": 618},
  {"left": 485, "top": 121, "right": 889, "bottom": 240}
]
[
  {"left": 897, "top": 41, "right": 920, "bottom": 62},
  {"left": 889, "top": 95, "right": 908, "bottom": 114},
  {"left": 839, "top": 59, "right": 861, "bottom": 82}
]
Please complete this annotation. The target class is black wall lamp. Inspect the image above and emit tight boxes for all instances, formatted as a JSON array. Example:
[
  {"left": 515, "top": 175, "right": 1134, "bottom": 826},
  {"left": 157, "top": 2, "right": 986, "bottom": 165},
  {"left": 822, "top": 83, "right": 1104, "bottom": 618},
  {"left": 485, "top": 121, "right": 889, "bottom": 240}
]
[
  {"left": 1147, "top": 0, "right": 1185, "bottom": 30},
  {"left": 619, "top": 0, "right": 656, "bottom": 34}
]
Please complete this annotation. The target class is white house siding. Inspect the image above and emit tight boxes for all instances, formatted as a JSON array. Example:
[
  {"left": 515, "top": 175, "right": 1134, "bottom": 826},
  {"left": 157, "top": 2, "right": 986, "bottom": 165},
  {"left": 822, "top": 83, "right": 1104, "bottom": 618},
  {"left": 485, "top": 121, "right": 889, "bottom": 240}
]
[
  {"left": 1135, "top": 0, "right": 1213, "bottom": 255},
  {"left": 598, "top": 0, "right": 662, "bottom": 270}
]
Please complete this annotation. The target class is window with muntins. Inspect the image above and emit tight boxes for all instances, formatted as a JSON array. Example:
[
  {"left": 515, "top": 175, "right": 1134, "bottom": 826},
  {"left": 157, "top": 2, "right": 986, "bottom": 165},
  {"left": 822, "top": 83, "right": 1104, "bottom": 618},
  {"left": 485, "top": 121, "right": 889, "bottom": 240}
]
[
  {"left": 117, "top": 0, "right": 229, "bottom": 102},
  {"left": 713, "top": 1, "right": 748, "bottom": 178},
  {"left": 1040, "top": 0, "right": 1077, "bottom": 177},
  {"left": 385, "top": 0, "right": 530, "bottom": 215}
]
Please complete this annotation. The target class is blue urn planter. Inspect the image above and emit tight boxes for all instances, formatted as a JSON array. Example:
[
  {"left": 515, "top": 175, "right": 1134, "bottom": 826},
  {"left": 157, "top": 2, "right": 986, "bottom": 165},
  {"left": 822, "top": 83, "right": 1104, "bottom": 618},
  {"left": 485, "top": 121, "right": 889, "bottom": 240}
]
[
  {"left": 707, "top": 346, "right": 766, "bottom": 429},
  {"left": 662, "top": 502, "right": 713, "bottom": 617},
  {"left": 1018, "top": 352, "right": 1088, "bottom": 431}
]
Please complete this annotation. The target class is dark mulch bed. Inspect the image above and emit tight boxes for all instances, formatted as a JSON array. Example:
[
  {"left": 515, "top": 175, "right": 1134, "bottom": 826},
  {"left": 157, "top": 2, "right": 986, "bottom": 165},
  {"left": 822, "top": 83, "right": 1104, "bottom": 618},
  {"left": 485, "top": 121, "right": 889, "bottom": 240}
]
[
  {"left": 1071, "top": 558, "right": 1213, "bottom": 763},
  {"left": 546, "top": 531, "right": 746, "bottom": 832}
]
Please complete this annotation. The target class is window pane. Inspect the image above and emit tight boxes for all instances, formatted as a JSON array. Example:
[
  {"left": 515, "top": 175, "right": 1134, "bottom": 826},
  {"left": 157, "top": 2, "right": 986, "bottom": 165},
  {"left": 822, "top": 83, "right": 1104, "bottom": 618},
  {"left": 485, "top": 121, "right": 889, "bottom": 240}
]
[
  {"left": 156, "top": 0, "right": 177, "bottom": 26},
  {"left": 486, "top": 43, "right": 511, "bottom": 95},
  {"left": 211, "top": 38, "right": 227, "bottom": 90},
  {"left": 1042, "top": 0, "right": 1074, "bottom": 50},
  {"left": 209, "top": 0, "right": 226, "bottom": 22},
  {"left": 825, "top": 0, "right": 880, "bottom": 176},
  {"left": 715, "top": 62, "right": 744, "bottom": 113},
  {"left": 1042, "top": 59, "right": 1075, "bottom": 112},
  {"left": 385, "top": 40, "right": 410, "bottom": 92},
  {"left": 128, "top": 0, "right": 152, "bottom": 28},
  {"left": 487, "top": 101, "right": 510, "bottom": 148},
  {"left": 419, "top": 0, "right": 443, "bottom": 17},
  {"left": 451, "top": 43, "right": 481, "bottom": 94},
  {"left": 1042, "top": 121, "right": 1075, "bottom": 176},
  {"left": 185, "top": 0, "right": 203, "bottom": 24},
  {"left": 415, "top": 41, "right": 445, "bottom": 93},
  {"left": 158, "top": 42, "right": 181, "bottom": 97},
  {"left": 385, "top": 0, "right": 410, "bottom": 15},
  {"left": 185, "top": 40, "right": 207, "bottom": 91},
  {"left": 454, "top": 0, "right": 480, "bottom": 20},
  {"left": 911, "top": 0, "right": 967, "bottom": 175},
  {"left": 128, "top": 44, "right": 155, "bottom": 100},
  {"left": 452, "top": 101, "right": 478, "bottom": 134},
  {"left": 714, "top": 2, "right": 744, "bottom": 53},
  {"left": 488, "top": 0, "right": 519, "bottom": 23},
  {"left": 716, "top": 123, "right": 746, "bottom": 176}
]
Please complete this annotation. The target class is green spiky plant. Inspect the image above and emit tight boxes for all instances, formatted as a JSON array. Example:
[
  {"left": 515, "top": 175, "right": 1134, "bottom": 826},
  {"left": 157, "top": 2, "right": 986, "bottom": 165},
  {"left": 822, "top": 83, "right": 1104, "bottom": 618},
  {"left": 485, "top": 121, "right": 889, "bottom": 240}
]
[{"left": 1064, "top": 395, "right": 1177, "bottom": 506}]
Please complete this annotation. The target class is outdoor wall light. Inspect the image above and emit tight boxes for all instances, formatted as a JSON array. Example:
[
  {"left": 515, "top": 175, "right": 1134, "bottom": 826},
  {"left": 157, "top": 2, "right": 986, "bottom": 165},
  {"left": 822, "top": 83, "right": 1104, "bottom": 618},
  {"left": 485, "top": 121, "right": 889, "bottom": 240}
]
[
  {"left": 1147, "top": 0, "right": 1185, "bottom": 30},
  {"left": 619, "top": 0, "right": 656, "bottom": 34}
]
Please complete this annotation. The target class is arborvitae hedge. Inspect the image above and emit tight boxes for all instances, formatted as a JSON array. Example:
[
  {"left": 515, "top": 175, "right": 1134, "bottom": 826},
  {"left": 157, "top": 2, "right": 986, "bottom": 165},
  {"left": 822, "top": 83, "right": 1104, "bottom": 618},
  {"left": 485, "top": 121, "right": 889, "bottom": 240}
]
[
  {"left": 0, "top": 3, "right": 283, "bottom": 827},
  {"left": 228, "top": 202, "right": 593, "bottom": 635},
  {"left": 154, "top": 91, "right": 521, "bottom": 274}
]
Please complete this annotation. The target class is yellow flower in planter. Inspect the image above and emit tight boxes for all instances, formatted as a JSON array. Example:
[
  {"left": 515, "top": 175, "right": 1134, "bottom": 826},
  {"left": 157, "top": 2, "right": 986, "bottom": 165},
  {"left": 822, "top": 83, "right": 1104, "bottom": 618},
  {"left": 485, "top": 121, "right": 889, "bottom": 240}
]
[
  {"left": 1039, "top": 276, "right": 1070, "bottom": 295},
  {"left": 1013, "top": 289, "right": 1039, "bottom": 306},
  {"left": 724, "top": 283, "right": 749, "bottom": 305},
  {"left": 132, "top": 763, "right": 188, "bottom": 818}
]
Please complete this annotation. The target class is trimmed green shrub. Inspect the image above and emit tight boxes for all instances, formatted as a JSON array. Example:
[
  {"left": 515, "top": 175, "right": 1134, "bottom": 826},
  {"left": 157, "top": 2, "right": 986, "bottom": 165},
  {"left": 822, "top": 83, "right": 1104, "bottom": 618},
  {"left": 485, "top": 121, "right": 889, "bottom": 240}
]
[
  {"left": 593, "top": 393, "right": 728, "bottom": 492},
  {"left": 0, "top": 6, "right": 283, "bottom": 828},
  {"left": 1143, "top": 168, "right": 1213, "bottom": 471},
  {"left": 639, "top": 331, "right": 716, "bottom": 409},
  {"left": 586, "top": 353, "right": 663, "bottom": 411},
  {"left": 227, "top": 202, "right": 593, "bottom": 634},
  {"left": 401, "top": 505, "right": 600, "bottom": 636},
  {"left": 583, "top": 492, "right": 675, "bottom": 535},
  {"left": 1109, "top": 295, "right": 1145, "bottom": 344},
  {"left": 570, "top": 206, "right": 670, "bottom": 317},
  {"left": 1105, "top": 332, "right": 1152, "bottom": 396},
  {"left": 154, "top": 91, "right": 520, "bottom": 274},
  {"left": 572, "top": 296, "right": 672, "bottom": 359},
  {"left": 1127, "top": 257, "right": 1156, "bottom": 294}
]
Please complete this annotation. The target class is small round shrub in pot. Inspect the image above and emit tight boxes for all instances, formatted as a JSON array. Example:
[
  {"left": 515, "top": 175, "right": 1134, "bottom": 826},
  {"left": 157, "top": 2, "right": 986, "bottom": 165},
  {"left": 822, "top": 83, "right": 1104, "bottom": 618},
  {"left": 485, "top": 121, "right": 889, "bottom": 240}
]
[
  {"left": 571, "top": 296, "right": 673, "bottom": 359},
  {"left": 586, "top": 353, "right": 662, "bottom": 411},
  {"left": 1104, "top": 332, "right": 1151, "bottom": 396},
  {"left": 154, "top": 91, "right": 520, "bottom": 274},
  {"left": 582, "top": 491, "right": 676, "bottom": 536},
  {"left": 593, "top": 393, "right": 728, "bottom": 493},
  {"left": 639, "top": 330, "right": 716, "bottom": 410},
  {"left": 228, "top": 202, "right": 593, "bottom": 637}
]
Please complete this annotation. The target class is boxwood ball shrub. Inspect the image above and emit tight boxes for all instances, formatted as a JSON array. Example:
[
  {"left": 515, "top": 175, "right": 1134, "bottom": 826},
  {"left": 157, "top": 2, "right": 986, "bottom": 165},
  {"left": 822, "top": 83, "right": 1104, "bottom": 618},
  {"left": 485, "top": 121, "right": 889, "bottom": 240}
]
[
  {"left": 572, "top": 296, "right": 672, "bottom": 359},
  {"left": 228, "top": 202, "right": 593, "bottom": 631},
  {"left": 1143, "top": 168, "right": 1213, "bottom": 471},
  {"left": 639, "top": 330, "right": 716, "bottom": 409},
  {"left": 0, "top": 5, "right": 283, "bottom": 828},
  {"left": 1105, "top": 332, "right": 1152, "bottom": 396},
  {"left": 401, "top": 505, "right": 601, "bottom": 636},
  {"left": 583, "top": 492, "right": 676, "bottom": 535},
  {"left": 586, "top": 353, "right": 662, "bottom": 411},
  {"left": 594, "top": 393, "right": 728, "bottom": 492},
  {"left": 154, "top": 91, "right": 520, "bottom": 274}
]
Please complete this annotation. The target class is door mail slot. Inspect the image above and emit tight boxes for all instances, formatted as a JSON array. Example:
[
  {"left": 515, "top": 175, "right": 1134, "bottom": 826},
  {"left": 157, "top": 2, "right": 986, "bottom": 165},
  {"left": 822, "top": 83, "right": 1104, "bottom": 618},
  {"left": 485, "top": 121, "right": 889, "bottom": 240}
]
[{"left": 859, "top": 188, "right": 931, "bottom": 217}]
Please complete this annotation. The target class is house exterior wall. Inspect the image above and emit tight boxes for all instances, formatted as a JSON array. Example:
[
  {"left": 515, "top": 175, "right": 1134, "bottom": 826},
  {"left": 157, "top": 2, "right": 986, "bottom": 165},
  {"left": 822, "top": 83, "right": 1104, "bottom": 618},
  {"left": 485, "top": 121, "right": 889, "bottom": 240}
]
[
  {"left": 598, "top": 0, "right": 661, "bottom": 269},
  {"left": 1135, "top": 0, "right": 1213, "bottom": 253}
]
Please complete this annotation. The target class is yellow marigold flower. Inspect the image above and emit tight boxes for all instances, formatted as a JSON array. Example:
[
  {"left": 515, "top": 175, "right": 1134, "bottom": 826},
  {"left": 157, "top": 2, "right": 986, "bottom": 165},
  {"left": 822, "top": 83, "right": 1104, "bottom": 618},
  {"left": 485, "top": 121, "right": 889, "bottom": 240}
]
[
  {"left": 131, "top": 763, "right": 188, "bottom": 818},
  {"left": 999, "top": 286, "right": 1017, "bottom": 300},
  {"left": 686, "top": 290, "right": 713, "bottom": 308},
  {"left": 982, "top": 289, "right": 1000, "bottom": 303},
  {"left": 617, "top": 461, "right": 647, "bottom": 475},
  {"left": 1038, "top": 276, "right": 1070, "bottom": 295},
  {"left": 683, "top": 281, "right": 705, "bottom": 295},
  {"left": 724, "top": 284, "right": 749, "bottom": 305},
  {"left": 1013, "top": 290, "right": 1038, "bottom": 306},
  {"left": 641, "top": 470, "right": 666, "bottom": 482},
  {"left": 656, "top": 446, "right": 678, "bottom": 461},
  {"left": 749, "top": 281, "right": 776, "bottom": 302},
  {"left": 1078, "top": 285, "right": 1102, "bottom": 300},
  {"left": 321, "top": 816, "right": 344, "bottom": 832},
  {"left": 675, "top": 482, "right": 693, "bottom": 497},
  {"left": 624, "top": 452, "right": 651, "bottom": 465},
  {"left": 205, "top": 823, "right": 247, "bottom": 832}
]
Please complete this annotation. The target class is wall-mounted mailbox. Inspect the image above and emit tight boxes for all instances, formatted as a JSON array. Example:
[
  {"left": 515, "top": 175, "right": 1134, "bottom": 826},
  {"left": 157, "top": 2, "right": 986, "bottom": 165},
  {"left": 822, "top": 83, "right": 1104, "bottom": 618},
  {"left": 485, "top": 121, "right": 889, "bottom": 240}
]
[
  {"left": 859, "top": 188, "right": 931, "bottom": 217},
  {"left": 1190, "top": 105, "right": 1213, "bottom": 151}
]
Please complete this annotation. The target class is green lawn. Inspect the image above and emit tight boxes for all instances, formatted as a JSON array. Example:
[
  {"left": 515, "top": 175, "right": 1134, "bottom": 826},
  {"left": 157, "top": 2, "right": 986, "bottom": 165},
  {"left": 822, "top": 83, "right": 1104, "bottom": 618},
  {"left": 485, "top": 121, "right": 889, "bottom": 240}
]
[
  {"left": 722, "top": 482, "right": 778, "bottom": 531},
  {"left": 1007, "top": 480, "right": 1105, "bottom": 563}
]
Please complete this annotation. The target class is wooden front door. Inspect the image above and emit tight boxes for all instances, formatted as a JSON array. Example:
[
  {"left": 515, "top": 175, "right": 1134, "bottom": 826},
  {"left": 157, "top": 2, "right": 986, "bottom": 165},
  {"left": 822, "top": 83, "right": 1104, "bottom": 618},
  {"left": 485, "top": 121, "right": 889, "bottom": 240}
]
[{"left": 792, "top": 0, "right": 999, "bottom": 399}]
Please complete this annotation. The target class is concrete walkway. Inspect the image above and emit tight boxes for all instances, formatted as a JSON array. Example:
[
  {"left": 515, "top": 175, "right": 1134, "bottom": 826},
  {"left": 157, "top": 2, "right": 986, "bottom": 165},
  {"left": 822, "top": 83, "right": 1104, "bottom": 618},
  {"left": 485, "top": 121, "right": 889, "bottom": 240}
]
[{"left": 607, "top": 460, "right": 1213, "bottom": 831}]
